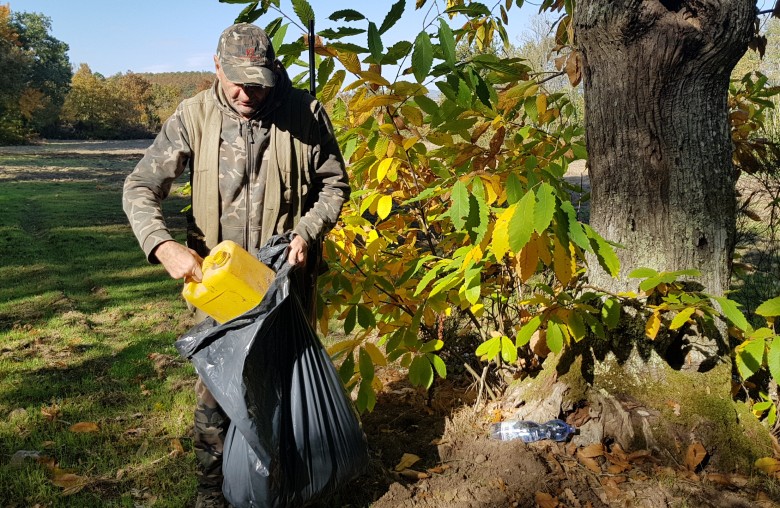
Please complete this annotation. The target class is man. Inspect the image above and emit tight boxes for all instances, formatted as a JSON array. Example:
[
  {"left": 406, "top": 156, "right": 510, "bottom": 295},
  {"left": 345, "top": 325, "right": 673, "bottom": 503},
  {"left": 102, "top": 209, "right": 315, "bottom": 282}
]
[{"left": 123, "top": 23, "right": 350, "bottom": 507}]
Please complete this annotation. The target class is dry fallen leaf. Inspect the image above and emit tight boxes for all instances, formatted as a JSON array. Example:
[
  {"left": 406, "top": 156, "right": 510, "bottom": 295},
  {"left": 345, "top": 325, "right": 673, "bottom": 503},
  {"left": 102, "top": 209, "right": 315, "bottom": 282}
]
[
  {"left": 52, "top": 470, "right": 90, "bottom": 496},
  {"left": 601, "top": 478, "right": 622, "bottom": 500},
  {"left": 578, "top": 443, "right": 605, "bottom": 459},
  {"left": 41, "top": 404, "right": 61, "bottom": 422},
  {"left": 398, "top": 469, "right": 429, "bottom": 480},
  {"left": 169, "top": 438, "right": 185, "bottom": 457},
  {"left": 535, "top": 491, "right": 559, "bottom": 508},
  {"left": 578, "top": 455, "right": 602, "bottom": 473},
  {"left": 685, "top": 442, "right": 708, "bottom": 471},
  {"left": 394, "top": 453, "right": 421, "bottom": 472},
  {"left": 69, "top": 422, "right": 100, "bottom": 433},
  {"left": 426, "top": 464, "right": 451, "bottom": 474}
]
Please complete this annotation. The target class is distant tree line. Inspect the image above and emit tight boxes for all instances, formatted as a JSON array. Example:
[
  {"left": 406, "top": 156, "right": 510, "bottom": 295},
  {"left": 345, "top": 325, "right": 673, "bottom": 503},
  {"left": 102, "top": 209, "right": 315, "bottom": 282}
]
[{"left": 0, "top": 6, "right": 214, "bottom": 144}]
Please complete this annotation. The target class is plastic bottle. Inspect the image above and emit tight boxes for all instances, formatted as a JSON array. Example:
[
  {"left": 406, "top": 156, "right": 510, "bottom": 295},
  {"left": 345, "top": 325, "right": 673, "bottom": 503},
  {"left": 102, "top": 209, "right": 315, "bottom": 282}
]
[
  {"left": 489, "top": 419, "right": 575, "bottom": 443},
  {"left": 182, "top": 240, "right": 275, "bottom": 324}
]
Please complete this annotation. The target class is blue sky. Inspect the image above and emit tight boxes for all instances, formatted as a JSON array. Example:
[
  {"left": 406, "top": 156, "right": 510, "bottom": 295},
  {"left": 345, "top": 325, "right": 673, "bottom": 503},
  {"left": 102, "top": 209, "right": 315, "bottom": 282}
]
[{"left": 10, "top": 0, "right": 541, "bottom": 76}]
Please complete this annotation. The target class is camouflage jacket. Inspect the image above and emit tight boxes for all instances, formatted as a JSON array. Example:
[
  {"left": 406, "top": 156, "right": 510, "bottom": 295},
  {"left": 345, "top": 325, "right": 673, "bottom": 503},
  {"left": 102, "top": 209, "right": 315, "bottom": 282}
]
[{"left": 122, "top": 63, "right": 349, "bottom": 262}]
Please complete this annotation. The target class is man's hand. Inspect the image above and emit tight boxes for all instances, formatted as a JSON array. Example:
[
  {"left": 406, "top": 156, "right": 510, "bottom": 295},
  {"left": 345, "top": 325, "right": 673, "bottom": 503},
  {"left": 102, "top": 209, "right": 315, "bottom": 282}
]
[
  {"left": 153, "top": 241, "right": 204, "bottom": 282},
  {"left": 288, "top": 235, "right": 308, "bottom": 266}
]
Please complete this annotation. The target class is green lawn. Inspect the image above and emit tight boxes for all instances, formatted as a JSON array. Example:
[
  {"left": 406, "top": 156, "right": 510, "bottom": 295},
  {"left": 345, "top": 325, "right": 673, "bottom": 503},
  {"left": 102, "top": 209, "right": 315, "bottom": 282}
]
[{"left": 0, "top": 153, "right": 199, "bottom": 507}]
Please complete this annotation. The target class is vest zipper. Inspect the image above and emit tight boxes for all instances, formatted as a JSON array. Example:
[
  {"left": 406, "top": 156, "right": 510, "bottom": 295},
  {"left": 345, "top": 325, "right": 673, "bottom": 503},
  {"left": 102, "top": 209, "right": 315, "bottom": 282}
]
[{"left": 245, "top": 120, "right": 253, "bottom": 250}]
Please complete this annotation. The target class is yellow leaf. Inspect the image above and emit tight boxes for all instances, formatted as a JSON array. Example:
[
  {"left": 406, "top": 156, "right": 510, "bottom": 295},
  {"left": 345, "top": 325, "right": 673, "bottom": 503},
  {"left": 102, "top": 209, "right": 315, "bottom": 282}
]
[
  {"left": 553, "top": 237, "right": 573, "bottom": 286},
  {"left": 536, "top": 94, "right": 548, "bottom": 116},
  {"left": 354, "top": 94, "right": 403, "bottom": 111},
  {"left": 327, "top": 338, "right": 361, "bottom": 356},
  {"left": 395, "top": 453, "right": 422, "bottom": 472},
  {"left": 337, "top": 50, "right": 361, "bottom": 73},
  {"left": 645, "top": 311, "right": 662, "bottom": 340},
  {"left": 402, "top": 135, "right": 420, "bottom": 151},
  {"left": 516, "top": 235, "right": 538, "bottom": 282},
  {"left": 377, "top": 195, "right": 393, "bottom": 220},
  {"left": 685, "top": 442, "right": 707, "bottom": 471},
  {"left": 364, "top": 342, "right": 387, "bottom": 367},
  {"left": 755, "top": 457, "right": 780, "bottom": 474},
  {"left": 491, "top": 204, "right": 516, "bottom": 260},
  {"left": 536, "top": 232, "right": 552, "bottom": 266},
  {"left": 374, "top": 136, "right": 390, "bottom": 160},
  {"left": 401, "top": 105, "right": 423, "bottom": 127},
  {"left": 377, "top": 158, "right": 393, "bottom": 183},
  {"left": 357, "top": 70, "right": 391, "bottom": 86},
  {"left": 69, "top": 422, "right": 100, "bottom": 433}
]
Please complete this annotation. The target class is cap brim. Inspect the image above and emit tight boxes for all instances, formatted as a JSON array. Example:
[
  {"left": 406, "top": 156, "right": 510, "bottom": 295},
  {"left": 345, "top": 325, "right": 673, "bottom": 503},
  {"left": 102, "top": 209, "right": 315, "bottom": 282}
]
[{"left": 222, "top": 62, "right": 276, "bottom": 87}]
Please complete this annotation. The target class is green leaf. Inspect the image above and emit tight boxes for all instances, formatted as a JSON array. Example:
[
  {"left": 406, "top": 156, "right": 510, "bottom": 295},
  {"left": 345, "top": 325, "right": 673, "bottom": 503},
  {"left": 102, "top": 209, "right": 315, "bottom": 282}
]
[
  {"left": 357, "top": 379, "right": 376, "bottom": 412},
  {"left": 412, "top": 31, "right": 433, "bottom": 84},
  {"left": 291, "top": 0, "right": 315, "bottom": 26},
  {"left": 438, "top": 19, "right": 456, "bottom": 69},
  {"left": 533, "top": 182, "right": 556, "bottom": 233},
  {"left": 449, "top": 180, "right": 470, "bottom": 230},
  {"left": 409, "top": 355, "right": 435, "bottom": 388},
  {"left": 380, "top": 0, "right": 405, "bottom": 34},
  {"left": 429, "top": 353, "right": 447, "bottom": 378},
  {"left": 357, "top": 304, "right": 377, "bottom": 328},
  {"left": 329, "top": 9, "right": 365, "bottom": 21},
  {"left": 415, "top": 95, "right": 438, "bottom": 115},
  {"left": 359, "top": 347, "right": 375, "bottom": 380},
  {"left": 628, "top": 267, "right": 659, "bottom": 279},
  {"left": 602, "top": 298, "right": 621, "bottom": 330},
  {"left": 736, "top": 338, "right": 765, "bottom": 380},
  {"left": 768, "top": 336, "right": 780, "bottom": 383},
  {"left": 546, "top": 322, "right": 564, "bottom": 354},
  {"left": 501, "top": 335, "right": 518, "bottom": 363},
  {"left": 506, "top": 173, "right": 523, "bottom": 205},
  {"left": 344, "top": 305, "right": 357, "bottom": 335},
  {"left": 339, "top": 351, "right": 355, "bottom": 385},
  {"left": 567, "top": 311, "right": 587, "bottom": 342},
  {"left": 713, "top": 296, "right": 750, "bottom": 331},
  {"left": 508, "top": 190, "right": 536, "bottom": 253},
  {"left": 475, "top": 336, "right": 499, "bottom": 358},
  {"left": 560, "top": 201, "right": 589, "bottom": 251},
  {"left": 516, "top": 316, "right": 542, "bottom": 347},
  {"left": 367, "top": 22, "right": 383, "bottom": 64},
  {"left": 445, "top": 2, "right": 491, "bottom": 16},
  {"left": 414, "top": 262, "right": 445, "bottom": 296},
  {"left": 585, "top": 225, "right": 620, "bottom": 277},
  {"left": 756, "top": 296, "right": 780, "bottom": 318},
  {"left": 669, "top": 307, "right": 696, "bottom": 330},
  {"left": 318, "top": 26, "right": 366, "bottom": 40}
]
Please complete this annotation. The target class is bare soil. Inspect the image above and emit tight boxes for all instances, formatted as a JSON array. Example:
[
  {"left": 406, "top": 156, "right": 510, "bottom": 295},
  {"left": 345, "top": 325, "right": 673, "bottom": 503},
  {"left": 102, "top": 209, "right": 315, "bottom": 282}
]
[{"left": 3, "top": 141, "right": 778, "bottom": 508}]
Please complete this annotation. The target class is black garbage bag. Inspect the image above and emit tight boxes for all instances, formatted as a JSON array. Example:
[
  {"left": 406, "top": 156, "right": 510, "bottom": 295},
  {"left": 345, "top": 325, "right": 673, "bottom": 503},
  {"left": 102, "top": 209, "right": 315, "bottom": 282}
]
[{"left": 175, "top": 234, "right": 369, "bottom": 508}]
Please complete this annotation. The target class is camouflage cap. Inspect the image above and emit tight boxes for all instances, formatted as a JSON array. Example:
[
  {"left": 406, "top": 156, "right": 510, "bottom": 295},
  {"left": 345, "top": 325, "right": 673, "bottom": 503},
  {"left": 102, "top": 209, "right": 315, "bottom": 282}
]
[{"left": 216, "top": 23, "right": 277, "bottom": 87}]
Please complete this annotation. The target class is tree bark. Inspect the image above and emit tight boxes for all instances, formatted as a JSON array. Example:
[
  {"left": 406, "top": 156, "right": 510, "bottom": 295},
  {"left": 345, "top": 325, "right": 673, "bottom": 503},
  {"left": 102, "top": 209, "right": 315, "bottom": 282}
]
[{"left": 576, "top": 0, "right": 756, "bottom": 296}]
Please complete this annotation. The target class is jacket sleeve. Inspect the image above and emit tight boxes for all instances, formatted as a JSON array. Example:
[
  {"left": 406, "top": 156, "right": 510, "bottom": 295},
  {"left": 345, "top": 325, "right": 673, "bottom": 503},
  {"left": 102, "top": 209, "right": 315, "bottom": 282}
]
[
  {"left": 122, "top": 106, "right": 193, "bottom": 262},
  {"left": 292, "top": 102, "right": 350, "bottom": 245}
]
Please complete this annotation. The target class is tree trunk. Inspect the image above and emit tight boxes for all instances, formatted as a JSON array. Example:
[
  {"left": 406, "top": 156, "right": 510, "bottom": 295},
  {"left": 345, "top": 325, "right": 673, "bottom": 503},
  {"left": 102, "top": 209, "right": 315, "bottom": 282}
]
[
  {"left": 576, "top": 0, "right": 755, "bottom": 296},
  {"left": 511, "top": 2, "right": 776, "bottom": 470}
]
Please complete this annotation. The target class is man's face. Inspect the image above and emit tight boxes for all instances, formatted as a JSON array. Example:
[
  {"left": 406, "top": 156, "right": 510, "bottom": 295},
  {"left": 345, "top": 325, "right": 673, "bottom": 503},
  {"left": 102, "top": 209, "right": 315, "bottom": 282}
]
[{"left": 215, "top": 57, "right": 272, "bottom": 119}]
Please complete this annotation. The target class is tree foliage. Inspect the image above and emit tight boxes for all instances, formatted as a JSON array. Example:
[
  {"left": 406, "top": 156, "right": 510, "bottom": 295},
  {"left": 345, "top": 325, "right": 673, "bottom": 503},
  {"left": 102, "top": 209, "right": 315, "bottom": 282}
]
[
  {"left": 0, "top": 6, "right": 70, "bottom": 143},
  {"left": 213, "top": 0, "right": 780, "bottom": 423}
]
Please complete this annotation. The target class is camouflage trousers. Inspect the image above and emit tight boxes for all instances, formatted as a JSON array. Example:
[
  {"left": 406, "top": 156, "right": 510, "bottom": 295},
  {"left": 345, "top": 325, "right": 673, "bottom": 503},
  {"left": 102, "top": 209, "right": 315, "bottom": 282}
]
[{"left": 194, "top": 377, "right": 229, "bottom": 507}]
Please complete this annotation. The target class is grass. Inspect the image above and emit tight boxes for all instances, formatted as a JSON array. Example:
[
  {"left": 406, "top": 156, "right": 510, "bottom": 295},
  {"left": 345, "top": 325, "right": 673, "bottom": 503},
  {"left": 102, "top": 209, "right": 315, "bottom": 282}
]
[{"left": 0, "top": 152, "right": 199, "bottom": 507}]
